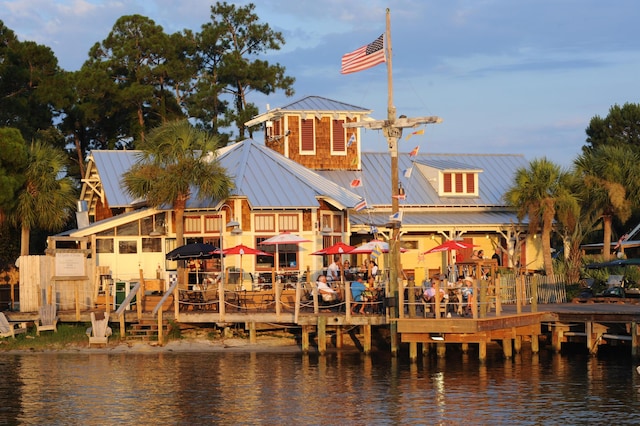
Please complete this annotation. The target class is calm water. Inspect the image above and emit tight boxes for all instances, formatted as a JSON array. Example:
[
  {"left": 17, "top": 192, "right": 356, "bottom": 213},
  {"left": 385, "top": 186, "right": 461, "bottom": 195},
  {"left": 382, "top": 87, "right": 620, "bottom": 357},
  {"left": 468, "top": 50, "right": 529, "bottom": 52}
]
[{"left": 1, "top": 345, "right": 639, "bottom": 425}]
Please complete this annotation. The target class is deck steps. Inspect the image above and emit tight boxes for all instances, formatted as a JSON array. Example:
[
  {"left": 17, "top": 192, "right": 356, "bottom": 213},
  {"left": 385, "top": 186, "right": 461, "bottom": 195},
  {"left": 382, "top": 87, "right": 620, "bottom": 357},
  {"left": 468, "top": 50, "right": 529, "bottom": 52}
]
[{"left": 126, "top": 319, "right": 169, "bottom": 341}]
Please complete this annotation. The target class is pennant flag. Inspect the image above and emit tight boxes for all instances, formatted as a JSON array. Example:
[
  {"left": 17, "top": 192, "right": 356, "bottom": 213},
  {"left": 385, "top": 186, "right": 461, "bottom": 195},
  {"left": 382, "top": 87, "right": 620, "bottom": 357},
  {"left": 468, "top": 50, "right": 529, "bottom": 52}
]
[
  {"left": 341, "top": 34, "right": 386, "bottom": 74},
  {"left": 371, "top": 244, "right": 382, "bottom": 261},
  {"left": 350, "top": 178, "right": 362, "bottom": 188},
  {"left": 409, "top": 146, "right": 419, "bottom": 157},
  {"left": 389, "top": 211, "right": 403, "bottom": 222},
  {"left": 405, "top": 129, "right": 425, "bottom": 141},
  {"left": 347, "top": 134, "right": 356, "bottom": 147},
  {"left": 354, "top": 199, "right": 368, "bottom": 211},
  {"left": 392, "top": 193, "right": 406, "bottom": 200},
  {"left": 370, "top": 225, "right": 378, "bottom": 234},
  {"left": 403, "top": 167, "right": 413, "bottom": 178}
]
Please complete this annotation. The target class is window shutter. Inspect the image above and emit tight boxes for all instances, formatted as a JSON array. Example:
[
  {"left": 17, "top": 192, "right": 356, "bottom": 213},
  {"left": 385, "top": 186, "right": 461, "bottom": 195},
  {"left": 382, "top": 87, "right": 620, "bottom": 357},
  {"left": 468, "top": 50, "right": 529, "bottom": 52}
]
[
  {"left": 443, "top": 173, "right": 452, "bottom": 192},
  {"left": 455, "top": 173, "right": 463, "bottom": 193},
  {"left": 301, "top": 119, "right": 314, "bottom": 151},
  {"left": 466, "top": 173, "right": 475, "bottom": 193},
  {"left": 332, "top": 119, "right": 345, "bottom": 151}
]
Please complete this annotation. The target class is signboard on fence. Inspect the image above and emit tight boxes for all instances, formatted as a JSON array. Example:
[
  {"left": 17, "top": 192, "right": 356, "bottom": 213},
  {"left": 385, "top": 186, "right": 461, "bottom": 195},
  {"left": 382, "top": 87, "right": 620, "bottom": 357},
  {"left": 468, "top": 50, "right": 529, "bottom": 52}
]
[{"left": 55, "top": 252, "right": 86, "bottom": 277}]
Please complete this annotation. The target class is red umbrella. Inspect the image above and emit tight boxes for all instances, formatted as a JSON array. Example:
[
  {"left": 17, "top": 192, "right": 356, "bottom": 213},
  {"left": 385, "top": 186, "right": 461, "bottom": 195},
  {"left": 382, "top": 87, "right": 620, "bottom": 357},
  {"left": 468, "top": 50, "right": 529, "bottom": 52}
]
[
  {"left": 311, "top": 241, "right": 355, "bottom": 256},
  {"left": 423, "top": 240, "right": 477, "bottom": 254}
]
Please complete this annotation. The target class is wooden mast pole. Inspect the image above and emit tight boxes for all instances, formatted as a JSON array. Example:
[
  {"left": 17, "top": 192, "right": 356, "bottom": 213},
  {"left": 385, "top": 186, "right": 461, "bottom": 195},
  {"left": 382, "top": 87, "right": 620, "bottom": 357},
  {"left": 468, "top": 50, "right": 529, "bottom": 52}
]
[
  {"left": 384, "top": 8, "right": 401, "bottom": 356},
  {"left": 343, "top": 8, "right": 442, "bottom": 357}
]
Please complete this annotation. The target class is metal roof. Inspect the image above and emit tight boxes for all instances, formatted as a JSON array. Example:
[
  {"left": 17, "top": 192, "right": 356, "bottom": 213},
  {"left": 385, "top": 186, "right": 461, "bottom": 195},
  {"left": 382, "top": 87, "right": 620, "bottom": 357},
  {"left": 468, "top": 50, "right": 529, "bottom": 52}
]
[
  {"left": 90, "top": 150, "right": 141, "bottom": 207},
  {"left": 217, "top": 139, "right": 363, "bottom": 209},
  {"left": 88, "top": 139, "right": 364, "bottom": 211},
  {"left": 318, "top": 152, "right": 527, "bottom": 207},
  {"left": 351, "top": 210, "right": 521, "bottom": 227},
  {"left": 245, "top": 96, "right": 372, "bottom": 127}
]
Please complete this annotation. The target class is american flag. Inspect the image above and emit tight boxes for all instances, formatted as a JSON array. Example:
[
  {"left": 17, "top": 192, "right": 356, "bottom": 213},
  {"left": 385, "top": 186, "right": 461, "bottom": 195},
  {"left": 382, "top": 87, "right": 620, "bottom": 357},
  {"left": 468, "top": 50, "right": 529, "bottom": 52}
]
[{"left": 341, "top": 34, "right": 385, "bottom": 74}]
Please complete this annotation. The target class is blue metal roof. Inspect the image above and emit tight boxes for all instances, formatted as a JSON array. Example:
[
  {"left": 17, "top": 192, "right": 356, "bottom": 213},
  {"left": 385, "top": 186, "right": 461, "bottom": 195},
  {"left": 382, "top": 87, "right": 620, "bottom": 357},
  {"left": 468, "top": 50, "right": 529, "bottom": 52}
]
[
  {"left": 317, "top": 152, "right": 527, "bottom": 207},
  {"left": 89, "top": 139, "right": 364, "bottom": 211},
  {"left": 90, "top": 150, "right": 140, "bottom": 207},
  {"left": 277, "top": 96, "right": 371, "bottom": 113}
]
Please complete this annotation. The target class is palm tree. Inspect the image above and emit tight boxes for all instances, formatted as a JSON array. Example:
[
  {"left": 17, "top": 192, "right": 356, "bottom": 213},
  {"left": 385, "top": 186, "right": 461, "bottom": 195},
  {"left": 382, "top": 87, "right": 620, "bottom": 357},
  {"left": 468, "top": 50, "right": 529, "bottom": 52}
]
[
  {"left": 12, "top": 141, "right": 77, "bottom": 256},
  {"left": 574, "top": 145, "right": 640, "bottom": 260},
  {"left": 123, "top": 120, "right": 233, "bottom": 247},
  {"left": 505, "top": 158, "right": 572, "bottom": 275}
]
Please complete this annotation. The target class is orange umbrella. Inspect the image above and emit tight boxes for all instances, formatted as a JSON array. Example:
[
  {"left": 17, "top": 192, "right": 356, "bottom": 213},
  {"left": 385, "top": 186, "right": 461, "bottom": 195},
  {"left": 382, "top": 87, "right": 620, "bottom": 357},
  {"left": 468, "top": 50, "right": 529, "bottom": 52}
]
[{"left": 423, "top": 240, "right": 477, "bottom": 254}]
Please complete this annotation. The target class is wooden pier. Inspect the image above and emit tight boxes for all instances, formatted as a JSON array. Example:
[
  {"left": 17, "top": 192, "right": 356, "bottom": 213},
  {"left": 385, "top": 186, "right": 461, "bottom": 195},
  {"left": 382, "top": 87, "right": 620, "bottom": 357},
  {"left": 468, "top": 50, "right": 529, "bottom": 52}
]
[{"left": 6, "top": 285, "right": 640, "bottom": 359}]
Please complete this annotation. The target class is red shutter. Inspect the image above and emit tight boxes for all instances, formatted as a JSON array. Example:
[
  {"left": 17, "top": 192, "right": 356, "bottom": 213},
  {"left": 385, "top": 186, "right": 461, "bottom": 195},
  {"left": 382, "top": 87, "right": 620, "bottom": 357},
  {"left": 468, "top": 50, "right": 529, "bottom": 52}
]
[
  {"left": 301, "top": 119, "right": 314, "bottom": 151},
  {"left": 455, "top": 173, "right": 463, "bottom": 193},
  {"left": 274, "top": 119, "right": 281, "bottom": 137},
  {"left": 333, "top": 120, "right": 345, "bottom": 151},
  {"left": 466, "top": 173, "right": 475, "bottom": 193},
  {"left": 444, "top": 173, "right": 452, "bottom": 192}
]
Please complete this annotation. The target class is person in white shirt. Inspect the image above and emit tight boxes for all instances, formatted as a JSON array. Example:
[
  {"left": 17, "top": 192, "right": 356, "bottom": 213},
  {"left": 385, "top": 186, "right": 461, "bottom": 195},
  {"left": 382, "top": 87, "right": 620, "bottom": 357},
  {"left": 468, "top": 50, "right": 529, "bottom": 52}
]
[
  {"left": 317, "top": 275, "right": 340, "bottom": 302},
  {"left": 327, "top": 254, "right": 341, "bottom": 282}
]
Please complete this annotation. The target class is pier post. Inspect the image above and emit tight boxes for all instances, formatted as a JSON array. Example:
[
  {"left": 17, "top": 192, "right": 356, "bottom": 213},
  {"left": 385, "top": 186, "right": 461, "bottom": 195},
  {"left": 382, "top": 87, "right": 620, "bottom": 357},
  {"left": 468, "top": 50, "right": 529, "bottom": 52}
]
[
  {"left": 364, "top": 324, "right": 372, "bottom": 354},
  {"left": 335, "top": 326, "right": 343, "bottom": 349},
  {"left": 479, "top": 341, "right": 487, "bottom": 362},
  {"left": 158, "top": 308, "right": 163, "bottom": 345},
  {"left": 318, "top": 316, "right": 327, "bottom": 354},
  {"left": 531, "top": 334, "right": 539, "bottom": 353},
  {"left": 552, "top": 324, "right": 564, "bottom": 353},
  {"left": 249, "top": 321, "right": 256, "bottom": 344},
  {"left": 502, "top": 338, "right": 512, "bottom": 358},
  {"left": 514, "top": 336, "right": 522, "bottom": 354},
  {"left": 461, "top": 343, "right": 469, "bottom": 354},
  {"left": 632, "top": 322, "right": 640, "bottom": 358},
  {"left": 422, "top": 342, "right": 431, "bottom": 357},
  {"left": 409, "top": 342, "right": 417, "bottom": 362},
  {"left": 437, "top": 342, "right": 446, "bottom": 358},
  {"left": 301, "top": 325, "right": 310, "bottom": 353}
]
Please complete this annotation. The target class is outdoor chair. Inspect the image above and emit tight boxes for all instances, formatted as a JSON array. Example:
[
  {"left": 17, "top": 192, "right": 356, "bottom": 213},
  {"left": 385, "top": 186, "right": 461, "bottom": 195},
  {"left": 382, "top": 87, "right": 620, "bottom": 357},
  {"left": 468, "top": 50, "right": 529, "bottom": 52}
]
[
  {"left": 86, "top": 311, "right": 112, "bottom": 346},
  {"left": 0, "top": 312, "right": 28, "bottom": 338},
  {"left": 34, "top": 303, "right": 58, "bottom": 335}
]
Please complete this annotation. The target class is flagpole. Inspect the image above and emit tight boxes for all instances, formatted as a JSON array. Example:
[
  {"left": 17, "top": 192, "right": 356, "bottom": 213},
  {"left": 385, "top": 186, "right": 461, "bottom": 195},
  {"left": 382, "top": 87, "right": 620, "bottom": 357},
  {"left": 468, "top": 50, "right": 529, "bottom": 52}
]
[{"left": 384, "top": 7, "right": 401, "bottom": 357}]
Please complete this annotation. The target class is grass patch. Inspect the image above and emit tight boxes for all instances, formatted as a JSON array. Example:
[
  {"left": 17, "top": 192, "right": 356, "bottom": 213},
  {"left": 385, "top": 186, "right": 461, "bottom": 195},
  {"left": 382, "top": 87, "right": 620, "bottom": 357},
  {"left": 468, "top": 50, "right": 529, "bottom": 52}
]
[{"left": 0, "top": 323, "right": 119, "bottom": 351}]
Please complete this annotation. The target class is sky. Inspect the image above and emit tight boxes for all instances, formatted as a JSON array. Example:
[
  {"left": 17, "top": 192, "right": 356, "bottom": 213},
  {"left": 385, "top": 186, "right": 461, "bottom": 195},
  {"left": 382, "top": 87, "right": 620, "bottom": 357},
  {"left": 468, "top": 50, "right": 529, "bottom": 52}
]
[{"left": 3, "top": 0, "right": 640, "bottom": 166}]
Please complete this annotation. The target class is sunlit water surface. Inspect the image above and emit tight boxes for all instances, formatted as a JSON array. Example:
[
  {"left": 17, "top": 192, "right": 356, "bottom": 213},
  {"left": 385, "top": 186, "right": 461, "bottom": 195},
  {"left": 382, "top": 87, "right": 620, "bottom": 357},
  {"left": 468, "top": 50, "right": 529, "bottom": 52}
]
[{"left": 1, "top": 346, "right": 639, "bottom": 425}]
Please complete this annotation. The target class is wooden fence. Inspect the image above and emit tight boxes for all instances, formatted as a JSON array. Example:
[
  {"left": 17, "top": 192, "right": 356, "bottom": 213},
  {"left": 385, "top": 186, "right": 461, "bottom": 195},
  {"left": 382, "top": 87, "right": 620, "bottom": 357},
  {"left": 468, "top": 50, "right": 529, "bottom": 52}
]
[{"left": 499, "top": 273, "right": 567, "bottom": 304}]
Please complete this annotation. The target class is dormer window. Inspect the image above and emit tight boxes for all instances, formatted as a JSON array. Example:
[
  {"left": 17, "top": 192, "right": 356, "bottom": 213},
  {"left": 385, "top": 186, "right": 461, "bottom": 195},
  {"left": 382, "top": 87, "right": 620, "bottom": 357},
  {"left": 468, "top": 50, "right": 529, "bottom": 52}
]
[
  {"left": 442, "top": 171, "right": 478, "bottom": 196},
  {"left": 417, "top": 160, "right": 482, "bottom": 197}
]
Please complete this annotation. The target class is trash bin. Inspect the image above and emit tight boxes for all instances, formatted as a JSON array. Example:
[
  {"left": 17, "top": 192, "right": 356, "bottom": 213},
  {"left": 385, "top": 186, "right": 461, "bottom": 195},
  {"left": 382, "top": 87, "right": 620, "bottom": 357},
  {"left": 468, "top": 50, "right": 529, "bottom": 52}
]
[{"left": 115, "top": 281, "right": 137, "bottom": 309}]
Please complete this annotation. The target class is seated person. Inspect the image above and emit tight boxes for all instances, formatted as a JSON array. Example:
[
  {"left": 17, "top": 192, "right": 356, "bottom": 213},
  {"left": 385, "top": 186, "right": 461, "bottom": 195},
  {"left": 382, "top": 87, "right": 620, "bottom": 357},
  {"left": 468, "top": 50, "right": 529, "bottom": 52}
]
[
  {"left": 317, "top": 275, "right": 340, "bottom": 302},
  {"left": 350, "top": 275, "right": 367, "bottom": 313}
]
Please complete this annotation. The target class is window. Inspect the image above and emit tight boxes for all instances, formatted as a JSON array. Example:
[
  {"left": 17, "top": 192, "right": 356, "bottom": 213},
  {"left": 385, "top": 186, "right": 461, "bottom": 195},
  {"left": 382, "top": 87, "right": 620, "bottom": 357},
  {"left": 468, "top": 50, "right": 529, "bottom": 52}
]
[
  {"left": 96, "top": 239, "right": 114, "bottom": 253},
  {"left": 118, "top": 240, "right": 137, "bottom": 254},
  {"left": 142, "top": 238, "right": 162, "bottom": 253},
  {"left": 441, "top": 172, "right": 478, "bottom": 196},
  {"left": 184, "top": 215, "right": 201, "bottom": 233},
  {"left": 204, "top": 215, "right": 222, "bottom": 233},
  {"left": 256, "top": 237, "right": 299, "bottom": 270},
  {"left": 279, "top": 214, "right": 299, "bottom": 232},
  {"left": 116, "top": 221, "right": 139, "bottom": 236},
  {"left": 300, "top": 118, "right": 315, "bottom": 153},
  {"left": 332, "top": 119, "right": 346, "bottom": 153},
  {"left": 255, "top": 214, "right": 275, "bottom": 232}
]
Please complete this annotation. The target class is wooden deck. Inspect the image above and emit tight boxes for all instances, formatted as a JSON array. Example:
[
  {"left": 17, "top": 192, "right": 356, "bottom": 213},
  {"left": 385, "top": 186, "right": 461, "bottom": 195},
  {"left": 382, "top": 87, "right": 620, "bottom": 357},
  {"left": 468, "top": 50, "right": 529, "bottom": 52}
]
[{"left": 5, "top": 294, "right": 640, "bottom": 358}]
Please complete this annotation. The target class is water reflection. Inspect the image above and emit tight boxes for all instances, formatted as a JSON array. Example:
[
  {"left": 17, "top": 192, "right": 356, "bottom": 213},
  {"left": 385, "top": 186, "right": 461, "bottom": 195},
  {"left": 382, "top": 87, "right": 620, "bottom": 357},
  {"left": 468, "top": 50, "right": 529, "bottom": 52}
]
[{"left": 0, "top": 347, "right": 639, "bottom": 424}]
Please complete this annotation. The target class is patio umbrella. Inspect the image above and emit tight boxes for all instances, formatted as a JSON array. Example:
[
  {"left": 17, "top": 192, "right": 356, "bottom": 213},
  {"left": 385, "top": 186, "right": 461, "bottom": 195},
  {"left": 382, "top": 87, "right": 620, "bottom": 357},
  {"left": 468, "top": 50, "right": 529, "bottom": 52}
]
[
  {"left": 211, "top": 244, "right": 272, "bottom": 285},
  {"left": 350, "top": 240, "right": 407, "bottom": 254},
  {"left": 260, "top": 232, "right": 311, "bottom": 271},
  {"left": 311, "top": 241, "right": 355, "bottom": 255},
  {"left": 422, "top": 240, "right": 477, "bottom": 254},
  {"left": 166, "top": 242, "right": 217, "bottom": 260},
  {"left": 166, "top": 242, "right": 218, "bottom": 284}
]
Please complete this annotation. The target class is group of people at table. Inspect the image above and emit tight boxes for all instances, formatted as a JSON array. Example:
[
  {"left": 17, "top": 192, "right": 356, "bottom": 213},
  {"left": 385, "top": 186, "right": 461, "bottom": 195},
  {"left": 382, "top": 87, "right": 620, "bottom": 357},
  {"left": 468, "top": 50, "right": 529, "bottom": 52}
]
[
  {"left": 421, "top": 274, "right": 476, "bottom": 317},
  {"left": 315, "top": 255, "right": 381, "bottom": 314}
]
